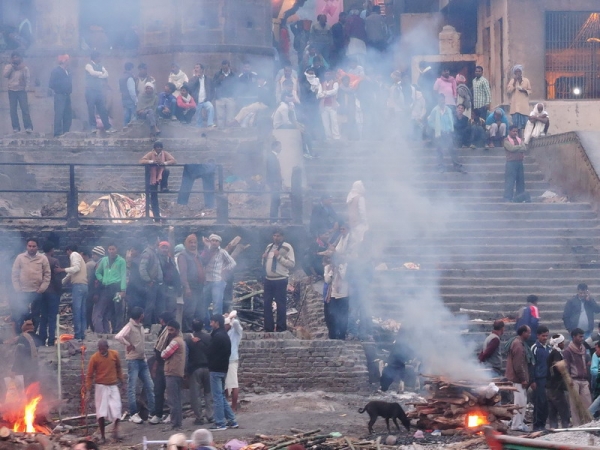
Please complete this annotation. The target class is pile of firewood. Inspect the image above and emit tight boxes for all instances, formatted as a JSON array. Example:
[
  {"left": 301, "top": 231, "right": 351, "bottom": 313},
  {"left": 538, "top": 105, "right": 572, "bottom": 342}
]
[{"left": 406, "top": 376, "right": 522, "bottom": 434}]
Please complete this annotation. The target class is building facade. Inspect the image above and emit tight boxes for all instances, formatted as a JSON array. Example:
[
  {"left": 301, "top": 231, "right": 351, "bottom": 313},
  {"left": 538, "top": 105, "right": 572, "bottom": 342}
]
[{"left": 0, "top": 0, "right": 274, "bottom": 135}]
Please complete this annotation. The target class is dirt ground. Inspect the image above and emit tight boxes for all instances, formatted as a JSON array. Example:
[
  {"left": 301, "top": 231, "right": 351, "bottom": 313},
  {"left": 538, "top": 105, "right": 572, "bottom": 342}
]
[{"left": 84, "top": 390, "right": 448, "bottom": 450}]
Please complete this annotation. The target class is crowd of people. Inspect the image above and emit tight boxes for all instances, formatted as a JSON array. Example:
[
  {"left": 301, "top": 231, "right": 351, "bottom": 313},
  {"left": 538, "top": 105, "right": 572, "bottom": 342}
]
[
  {"left": 10, "top": 233, "right": 249, "bottom": 441},
  {"left": 478, "top": 284, "right": 600, "bottom": 432}
]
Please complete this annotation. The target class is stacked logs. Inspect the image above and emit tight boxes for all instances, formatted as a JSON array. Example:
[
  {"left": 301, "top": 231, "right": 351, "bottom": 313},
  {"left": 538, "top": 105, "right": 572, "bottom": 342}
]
[{"left": 406, "top": 376, "right": 522, "bottom": 434}]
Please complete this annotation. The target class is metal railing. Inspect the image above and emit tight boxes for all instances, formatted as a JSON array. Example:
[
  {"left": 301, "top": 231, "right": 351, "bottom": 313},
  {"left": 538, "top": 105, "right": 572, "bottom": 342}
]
[{"left": 0, "top": 162, "right": 303, "bottom": 226}]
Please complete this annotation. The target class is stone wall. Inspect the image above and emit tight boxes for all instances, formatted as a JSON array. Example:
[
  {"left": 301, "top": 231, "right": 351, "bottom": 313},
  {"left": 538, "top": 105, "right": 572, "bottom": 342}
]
[
  {"left": 239, "top": 333, "right": 370, "bottom": 393},
  {"left": 32, "top": 332, "right": 370, "bottom": 416}
]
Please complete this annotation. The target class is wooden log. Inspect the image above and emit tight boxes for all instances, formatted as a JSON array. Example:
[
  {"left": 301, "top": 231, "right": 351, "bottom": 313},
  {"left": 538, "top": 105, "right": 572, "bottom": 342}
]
[
  {"left": 0, "top": 428, "right": 9, "bottom": 440},
  {"left": 555, "top": 360, "right": 593, "bottom": 424}
]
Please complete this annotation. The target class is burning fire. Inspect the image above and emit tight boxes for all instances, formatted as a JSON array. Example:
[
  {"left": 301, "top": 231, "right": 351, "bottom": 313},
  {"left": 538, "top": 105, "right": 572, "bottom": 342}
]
[
  {"left": 466, "top": 411, "right": 489, "bottom": 428},
  {"left": 5, "top": 383, "right": 51, "bottom": 435},
  {"left": 12, "top": 395, "right": 43, "bottom": 433}
]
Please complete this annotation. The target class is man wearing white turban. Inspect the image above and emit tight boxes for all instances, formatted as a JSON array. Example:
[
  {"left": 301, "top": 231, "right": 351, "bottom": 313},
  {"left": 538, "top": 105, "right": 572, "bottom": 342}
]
[{"left": 546, "top": 334, "right": 570, "bottom": 428}]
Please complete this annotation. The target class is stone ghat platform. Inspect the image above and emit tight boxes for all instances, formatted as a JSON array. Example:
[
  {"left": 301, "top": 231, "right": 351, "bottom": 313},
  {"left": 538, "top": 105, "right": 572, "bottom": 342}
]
[{"left": 31, "top": 332, "right": 370, "bottom": 416}]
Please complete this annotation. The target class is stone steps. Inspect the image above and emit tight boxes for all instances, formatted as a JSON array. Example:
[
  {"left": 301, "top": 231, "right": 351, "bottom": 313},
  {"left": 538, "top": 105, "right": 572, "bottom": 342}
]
[{"left": 305, "top": 137, "right": 600, "bottom": 342}]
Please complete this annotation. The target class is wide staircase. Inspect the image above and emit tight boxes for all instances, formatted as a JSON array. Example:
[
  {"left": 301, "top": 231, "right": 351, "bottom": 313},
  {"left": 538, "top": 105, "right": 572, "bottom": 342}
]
[{"left": 305, "top": 140, "right": 600, "bottom": 341}]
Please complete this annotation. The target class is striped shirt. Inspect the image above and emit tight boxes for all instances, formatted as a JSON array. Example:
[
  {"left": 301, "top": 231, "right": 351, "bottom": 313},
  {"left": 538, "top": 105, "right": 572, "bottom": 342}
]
[
  {"left": 472, "top": 76, "right": 491, "bottom": 109},
  {"left": 200, "top": 247, "right": 236, "bottom": 282}
]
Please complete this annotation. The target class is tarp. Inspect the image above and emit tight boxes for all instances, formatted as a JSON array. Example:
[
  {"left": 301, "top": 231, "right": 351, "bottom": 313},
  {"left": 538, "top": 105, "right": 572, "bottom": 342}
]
[{"left": 78, "top": 193, "right": 150, "bottom": 223}]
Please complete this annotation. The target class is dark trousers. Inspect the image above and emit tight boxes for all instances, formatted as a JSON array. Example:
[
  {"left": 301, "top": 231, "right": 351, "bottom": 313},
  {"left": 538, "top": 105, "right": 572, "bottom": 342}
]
[
  {"left": 159, "top": 285, "right": 177, "bottom": 316},
  {"left": 111, "top": 295, "right": 125, "bottom": 334},
  {"left": 8, "top": 90, "right": 32, "bottom": 131},
  {"left": 474, "top": 106, "right": 489, "bottom": 122},
  {"left": 53, "top": 93, "right": 72, "bottom": 136},
  {"left": 263, "top": 278, "right": 288, "bottom": 332},
  {"left": 324, "top": 301, "right": 335, "bottom": 339},
  {"left": 85, "top": 89, "right": 111, "bottom": 130},
  {"left": 330, "top": 296, "right": 349, "bottom": 340},
  {"left": 86, "top": 284, "right": 97, "bottom": 331},
  {"left": 269, "top": 185, "right": 281, "bottom": 223},
  {"left": 546, "top": 387, "right": 570, "bottom": 429},
  {"left": 148, "top": 169, "right": 169, "bottom": 219},
  {"left": 154, "top": 364, "right": 167, "bottom": 417},
  {"left": 165, "top": 375, "right": 183, "bottom": 427},
  {"left": 504, "top": 160, "right": 525, "bottom": 201},
  {"left": 183, "top": 284, "right": 204, "bottom": 332},
  {"left": 93, "top": 283, "right": 120, "bottom": 333},
  {"left": 39, "top": 291, "right": 60, "bottom": 345},
  {"left": 471, "top": 126, "right": 486, "bottom": 148},
  {"left": 142, "top": 282, "right": 159, "bottom": 328},
  {"left": 532, "top": 378, "right": 548, "bottom": 430},
  {"left": 434, "top": 133, "right": 461, "bottom": 168},
  {"left": 175, "top": 107, "right": 196, "bottom": 123},
  {"left": 177, "top": 164, "right": 216, "bottom": 208}
]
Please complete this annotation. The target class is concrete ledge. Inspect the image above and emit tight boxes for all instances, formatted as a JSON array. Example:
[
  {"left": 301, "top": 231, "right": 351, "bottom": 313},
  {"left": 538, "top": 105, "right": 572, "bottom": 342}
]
[{"left": 530, "top": 131, "right": 600, "bottom": 212}]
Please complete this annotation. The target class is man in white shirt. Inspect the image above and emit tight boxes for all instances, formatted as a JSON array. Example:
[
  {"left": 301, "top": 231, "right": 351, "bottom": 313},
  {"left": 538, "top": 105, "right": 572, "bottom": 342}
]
[
  {"left": 189, "top": 64, "right": 215, "bottom": 128},
  {"left": 261, "top": 229, "right": 295, "bottom": 332},
  {"left": 84, "top": 51, "right": 113, "bottom": 133}
]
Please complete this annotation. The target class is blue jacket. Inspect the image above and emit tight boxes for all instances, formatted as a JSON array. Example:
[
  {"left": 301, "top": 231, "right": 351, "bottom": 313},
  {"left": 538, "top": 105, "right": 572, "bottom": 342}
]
[
  {"left": 157, "top": 92, "right": 176, "bottom": 113},
  {"left": 515, "top": 304, "right": 539, "bottom": 337},
  {"left": 486, "top": 109, "right": 509, "bottom": 128},
  {"left": 532, "top": 341, "right": 550, "bottom": 380}
]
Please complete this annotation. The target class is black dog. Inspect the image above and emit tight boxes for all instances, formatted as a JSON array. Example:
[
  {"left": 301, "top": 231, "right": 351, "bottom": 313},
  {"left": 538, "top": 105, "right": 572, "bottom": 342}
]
[{"left": 358, "top": 401, "right": 411, "bottom": 434}]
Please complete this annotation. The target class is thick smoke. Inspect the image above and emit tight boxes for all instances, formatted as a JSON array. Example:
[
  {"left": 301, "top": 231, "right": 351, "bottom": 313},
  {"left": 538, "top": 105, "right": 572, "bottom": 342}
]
[{"left": 341, "top": 18, "right": 488, "bottom": 381}]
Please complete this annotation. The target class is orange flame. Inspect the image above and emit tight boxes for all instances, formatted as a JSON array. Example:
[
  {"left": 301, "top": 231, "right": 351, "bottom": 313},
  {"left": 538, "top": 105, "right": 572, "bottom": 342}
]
[
  {"left": 466, "top": 411, "right": 489, "bottom": 428},
  {"left": 11, "top": 393, "right": 50, "bottom": 434}
]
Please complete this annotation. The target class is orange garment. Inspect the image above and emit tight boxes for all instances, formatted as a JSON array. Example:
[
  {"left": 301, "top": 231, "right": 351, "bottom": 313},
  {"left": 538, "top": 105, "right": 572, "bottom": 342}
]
[
  {"left": 86, "top": 349, "right": 123, "bottom": 390},
  {"left": 336, "top": 69, "right": 362, "bottom": 89}
]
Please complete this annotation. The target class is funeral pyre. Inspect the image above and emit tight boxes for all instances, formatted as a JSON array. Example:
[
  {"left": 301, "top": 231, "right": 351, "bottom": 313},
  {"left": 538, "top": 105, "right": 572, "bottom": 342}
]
[{"left": 406, "top": 376, "right": 521, "bottom": 434}]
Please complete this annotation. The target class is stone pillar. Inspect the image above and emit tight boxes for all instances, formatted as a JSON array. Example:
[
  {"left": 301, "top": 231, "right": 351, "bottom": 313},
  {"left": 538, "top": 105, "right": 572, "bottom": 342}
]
[
  {"left": 439, "top": 25, "right": 461, "bottom": 55},
  {"left": 33, "top": 0, "right": 79, "bottom": 50}
]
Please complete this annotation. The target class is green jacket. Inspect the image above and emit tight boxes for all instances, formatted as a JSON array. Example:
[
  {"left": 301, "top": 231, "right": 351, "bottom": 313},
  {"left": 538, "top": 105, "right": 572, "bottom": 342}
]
[{"left": 95, "top": 255, "right": 127, "bottom": 290}]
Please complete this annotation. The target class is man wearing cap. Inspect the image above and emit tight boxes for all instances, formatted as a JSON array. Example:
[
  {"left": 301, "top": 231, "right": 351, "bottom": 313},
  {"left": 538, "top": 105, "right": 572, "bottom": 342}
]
[
  {"left": 136, "top": 82, "right": 160, "bottom": 137},
  {"left": 12, "top": 319, "right": 41, "bottom": 386},
  {"left": 546, "top": 334, "right": 570, "bottom": 428},
  {"left": 140, "top": 141, "right": 176, "bottom": 222},
  {"left": 139, "top": 232, "right": 163, "bottom": 330},
  {"left": 11, "top": 238, "right": 51, "bottom": 334},
  {"left": 49, "top": 54, "right": 72, "bottom": 137},
  {"left": 224, "top": 310, "right": 242, "bottom": 412},
  {"left": 200, "top": 234, "right": 236, "bottom": 318},
  {"left": 262, "top": 229, "right": 295, "bottom": 332}
]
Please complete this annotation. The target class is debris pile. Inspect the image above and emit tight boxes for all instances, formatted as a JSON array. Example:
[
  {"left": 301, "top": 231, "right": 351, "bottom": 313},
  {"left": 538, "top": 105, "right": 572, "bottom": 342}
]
[
  {"left": 406, "top": 376, "right": 520, "bottom": 434},
  {"left": 232, "top": 278, "right": 310, "bottom": 332}
]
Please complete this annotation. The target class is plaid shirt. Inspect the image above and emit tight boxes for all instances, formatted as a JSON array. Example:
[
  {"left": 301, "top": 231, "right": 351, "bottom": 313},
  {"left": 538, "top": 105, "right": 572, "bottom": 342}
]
[
  {"left": 201, "top": 247, "right": 236, "bottom": 282},
  {"left": 472, "top": 76, "right": 491, "bottom": 109}
]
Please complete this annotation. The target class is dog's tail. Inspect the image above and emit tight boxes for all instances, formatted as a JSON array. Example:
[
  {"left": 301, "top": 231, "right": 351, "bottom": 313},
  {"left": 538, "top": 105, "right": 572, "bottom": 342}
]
[{"left": 358, "top": 406, "right": 367, "bottom": 414}]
